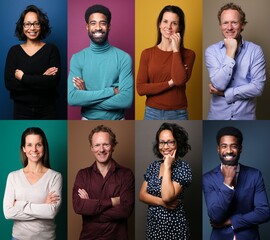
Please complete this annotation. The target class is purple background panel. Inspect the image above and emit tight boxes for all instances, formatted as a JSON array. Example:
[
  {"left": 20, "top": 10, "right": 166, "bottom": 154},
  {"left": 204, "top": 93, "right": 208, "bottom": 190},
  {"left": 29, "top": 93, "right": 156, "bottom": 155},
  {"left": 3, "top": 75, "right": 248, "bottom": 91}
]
[{"left": 68, "top": 0, "right": 135, "bottom": 119}]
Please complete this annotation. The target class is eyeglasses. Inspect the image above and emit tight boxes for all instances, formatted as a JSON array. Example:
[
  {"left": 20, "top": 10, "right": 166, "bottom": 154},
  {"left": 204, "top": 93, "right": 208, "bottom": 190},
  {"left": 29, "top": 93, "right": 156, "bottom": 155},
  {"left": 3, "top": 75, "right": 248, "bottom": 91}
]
[
  {"left": 159, "top": 140, "right": 176, "bottom": 148},
  {"left": 23, "top": 22, "right": 40, "bottom": 29},
  {"left": 92, "top": 143, "right": 111, "bottom": 150}
]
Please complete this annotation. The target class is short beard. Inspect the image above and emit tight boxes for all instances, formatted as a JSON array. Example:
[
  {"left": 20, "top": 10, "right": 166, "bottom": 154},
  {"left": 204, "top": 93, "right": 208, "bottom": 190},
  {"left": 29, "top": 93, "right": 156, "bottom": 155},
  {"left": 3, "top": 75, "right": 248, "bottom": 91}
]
[
  {"left": 219, "top": 154, "right": 240, "bottom": 166},
  {"left": 88, "top": 30, "right": 109, "bottom": 45}
]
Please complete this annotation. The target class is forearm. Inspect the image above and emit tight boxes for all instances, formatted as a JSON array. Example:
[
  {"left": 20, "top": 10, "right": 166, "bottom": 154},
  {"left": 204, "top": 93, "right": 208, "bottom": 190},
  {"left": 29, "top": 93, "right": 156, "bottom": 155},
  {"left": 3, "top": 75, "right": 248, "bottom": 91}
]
[
  {"left": 203, "top": 183, "right": 235, "bottom": 222},
  {"left": 14, "top": 200, "right": 61, "bottom": 219},
  {"left": 171, "top": 51, "right": 195, "bottom": 87},
  {"left": 139, "top": 191, "right": 163, "bottom": 206},
  {"left": 21, "top": 73, "right": 60, "bottom": 90},
  {"left": 206, "top": 49, "right": 235, "bottom": 91},
  {"left": 68, "top": 86, "right": 114, "bottom": 106},
  {"left": 161, "top": 167, "right": 177, "bottom": 202},
  {"left": 4, "top": 205, "right": 36, "bottom": 221},
  {"left": 95, "top": 85, "right": 133, "bottom": 110},
  {"left": 225, "top": 77, "right": 265, "bottom": 103}
]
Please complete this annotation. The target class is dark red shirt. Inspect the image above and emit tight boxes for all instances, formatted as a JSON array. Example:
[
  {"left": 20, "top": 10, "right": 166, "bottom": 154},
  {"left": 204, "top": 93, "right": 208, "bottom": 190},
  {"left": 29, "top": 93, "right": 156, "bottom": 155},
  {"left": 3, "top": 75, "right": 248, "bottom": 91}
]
[{"left": 73, "top": 159, "right": 135, "bottom": 240}]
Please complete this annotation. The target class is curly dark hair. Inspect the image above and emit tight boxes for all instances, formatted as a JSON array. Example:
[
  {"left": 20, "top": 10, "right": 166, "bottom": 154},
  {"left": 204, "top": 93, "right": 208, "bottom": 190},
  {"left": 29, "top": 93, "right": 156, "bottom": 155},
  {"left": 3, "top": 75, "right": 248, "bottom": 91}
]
[
  {"left": 15, "top": 5, "right": 51, "bottom": 41},
  {"left": 85, "top": 4, "right": 111, "bottom": 24},
  {"left": 88, "top": 125, "right": 118, "bottom": 147},
  {"left": 20, "top": 127, "right": 50, "bottom": 168},
  {"left": 153, "top": 122, "right": 191, "bottom": 159},
  {"left": 216, "top": 126, "right": 243, "bottom": 146}
]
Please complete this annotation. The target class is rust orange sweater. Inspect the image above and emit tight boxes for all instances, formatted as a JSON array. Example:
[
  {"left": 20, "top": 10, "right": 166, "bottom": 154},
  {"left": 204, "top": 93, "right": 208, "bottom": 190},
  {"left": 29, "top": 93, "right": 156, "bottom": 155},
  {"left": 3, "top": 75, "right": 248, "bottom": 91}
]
[{"left": 136, "top": 46, "right": 195, "bottom": 110}]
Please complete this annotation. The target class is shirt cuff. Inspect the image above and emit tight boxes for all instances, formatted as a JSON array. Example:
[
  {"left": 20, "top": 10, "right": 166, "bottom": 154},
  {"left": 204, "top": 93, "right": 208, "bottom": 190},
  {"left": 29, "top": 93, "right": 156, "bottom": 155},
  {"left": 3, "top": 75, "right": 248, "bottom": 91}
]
[{"left": 223, "top": 182, "right": 234, "bottom": 190}]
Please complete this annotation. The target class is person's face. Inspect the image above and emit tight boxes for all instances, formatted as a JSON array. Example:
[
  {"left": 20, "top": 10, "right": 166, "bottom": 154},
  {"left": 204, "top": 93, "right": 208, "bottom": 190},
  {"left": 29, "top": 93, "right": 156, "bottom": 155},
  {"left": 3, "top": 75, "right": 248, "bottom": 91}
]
[
  {"left": 158, "top": 130, "right": 177, "bottom": 157},
  {"left": 159, "top": 12, "right": 180, "bottom": 40},
  {"left": 220, "top": 9, "right": 244, "bottom": 40},
  {"left": 23, "top": 12, "right": 41, "bottom": 40},
  {"left": 218, "top": 135, "right": 242, "bottom": 166},
  {"left": 23, "top": 134, "right": 44, "bottom": 163},
  {"left": 86, "top": 13, "right": 110, "bottom": 45},
  {"left": 91, "top": 132, "right": 114, "bottom": 164}
]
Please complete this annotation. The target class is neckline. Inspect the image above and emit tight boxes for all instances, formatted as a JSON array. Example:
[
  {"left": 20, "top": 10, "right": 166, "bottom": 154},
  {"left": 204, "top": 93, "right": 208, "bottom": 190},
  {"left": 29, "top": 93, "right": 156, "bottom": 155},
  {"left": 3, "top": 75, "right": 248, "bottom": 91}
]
[
  {"left": 21, "top": 168, "right": 50, "bottom": 186},
  {"left": 19, "top": 42, "right": 47, "bottom": 57},
  {"left": 89, "top": 40, "right": 110, "bottom": 53}
]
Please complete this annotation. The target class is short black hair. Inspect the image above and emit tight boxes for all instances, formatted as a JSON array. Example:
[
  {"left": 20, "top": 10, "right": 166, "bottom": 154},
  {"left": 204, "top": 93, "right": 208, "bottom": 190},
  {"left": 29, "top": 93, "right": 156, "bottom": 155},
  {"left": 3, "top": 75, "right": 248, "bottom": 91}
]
[
  {"left": 84, "top": 4, "right": 111, "bottom": 24},
  {"left": 216, "top": 126, "right": 243, "bottom": 145},
  {"left": 153, "top": 122, "right": 191, "bottom": 159},
  {"left": 15, "top": 5, "right": 51, "bottom": 41}
]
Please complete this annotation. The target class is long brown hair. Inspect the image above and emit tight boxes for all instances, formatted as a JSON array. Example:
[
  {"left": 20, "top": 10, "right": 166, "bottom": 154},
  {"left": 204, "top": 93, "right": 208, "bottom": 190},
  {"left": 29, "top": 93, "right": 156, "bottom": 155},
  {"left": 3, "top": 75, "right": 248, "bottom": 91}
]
[
  {"left": 20, "top": 127, "right": 50, "bottom": 168},
  {"left": 156, "top": 5, "right": 186, "bottom": 61}
]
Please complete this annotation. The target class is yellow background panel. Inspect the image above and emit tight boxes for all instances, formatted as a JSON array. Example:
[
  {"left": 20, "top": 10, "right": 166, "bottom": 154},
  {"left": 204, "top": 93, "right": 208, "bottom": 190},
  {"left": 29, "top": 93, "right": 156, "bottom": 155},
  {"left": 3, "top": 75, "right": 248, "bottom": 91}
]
[{"left": 135, "top": 0, "right": 202, "bottom": 120}]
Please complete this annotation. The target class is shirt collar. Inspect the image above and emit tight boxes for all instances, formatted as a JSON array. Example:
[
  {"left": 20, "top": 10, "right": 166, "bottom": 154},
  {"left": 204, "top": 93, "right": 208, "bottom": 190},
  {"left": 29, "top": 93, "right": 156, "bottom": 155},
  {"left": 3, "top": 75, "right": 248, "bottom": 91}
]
[{"left": 92, "top": 159, "right": 118, "bottom": 174}]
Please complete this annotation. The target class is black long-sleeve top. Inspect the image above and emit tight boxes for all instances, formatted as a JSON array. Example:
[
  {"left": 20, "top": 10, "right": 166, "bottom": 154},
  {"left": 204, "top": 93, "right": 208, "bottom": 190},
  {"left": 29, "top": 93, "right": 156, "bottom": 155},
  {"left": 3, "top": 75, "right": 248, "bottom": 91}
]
[{"left": 4, "top": 43, "right": 61, "bottom": 105}]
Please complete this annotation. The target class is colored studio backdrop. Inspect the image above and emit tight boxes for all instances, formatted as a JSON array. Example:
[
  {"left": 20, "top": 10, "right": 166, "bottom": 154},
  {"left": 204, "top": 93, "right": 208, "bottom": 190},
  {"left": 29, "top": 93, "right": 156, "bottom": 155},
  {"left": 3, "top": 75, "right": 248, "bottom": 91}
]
[
  {"left": 135, "top": 0, "right": 202, "bottom": 120},
  {"left": 68, "top": 0, "right": 135, "bottom": 120},
  {"left": 0, "top": 120, "right": 67, "bottom": 239},
  {"left": 203, "top": 121, "right": 270, "bottom": 239},
  {"left": 203, "top": 0, "right": 270, "bottom": 119},
  {"left": 68, "top": 120, "right": 135, "bottom": 239},
  {"left": 135, "top": 120, "right": 202, "bottom": 239},
  {"left": 0, "top": 0, "right": 67, "bottom": 119}
]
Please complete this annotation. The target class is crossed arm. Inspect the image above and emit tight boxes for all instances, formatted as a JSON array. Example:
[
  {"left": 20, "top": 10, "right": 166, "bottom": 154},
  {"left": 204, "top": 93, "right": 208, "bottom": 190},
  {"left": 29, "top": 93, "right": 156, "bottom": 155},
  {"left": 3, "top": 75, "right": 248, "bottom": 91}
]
[{"left": 3, "top": 173, "right": 62, "bottom": 220}]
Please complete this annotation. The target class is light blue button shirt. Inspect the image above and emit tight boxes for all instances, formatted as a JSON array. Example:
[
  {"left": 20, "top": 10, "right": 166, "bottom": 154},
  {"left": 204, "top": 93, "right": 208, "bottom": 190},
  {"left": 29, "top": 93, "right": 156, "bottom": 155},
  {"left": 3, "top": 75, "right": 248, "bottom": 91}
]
[{"left": 205, "top": 39, "right": 266, "bottom": 120}]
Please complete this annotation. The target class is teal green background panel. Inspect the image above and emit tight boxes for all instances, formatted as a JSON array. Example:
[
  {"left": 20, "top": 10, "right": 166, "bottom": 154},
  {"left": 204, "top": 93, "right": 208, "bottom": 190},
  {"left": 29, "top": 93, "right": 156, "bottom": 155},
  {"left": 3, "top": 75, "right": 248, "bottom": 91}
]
[{"left": 0, "top": 120, "right": 67, "bottom": 240}]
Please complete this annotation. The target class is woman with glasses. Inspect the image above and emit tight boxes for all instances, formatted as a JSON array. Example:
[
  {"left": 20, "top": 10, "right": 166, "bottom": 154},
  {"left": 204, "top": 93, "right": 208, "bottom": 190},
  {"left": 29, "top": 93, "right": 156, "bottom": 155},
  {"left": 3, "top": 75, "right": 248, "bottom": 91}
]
[
  {"left": 139, "top": 122, "right": 192, "bottom": 239},
  {"left": 4, "top": 5, "right": 61, "bottom": 119}
]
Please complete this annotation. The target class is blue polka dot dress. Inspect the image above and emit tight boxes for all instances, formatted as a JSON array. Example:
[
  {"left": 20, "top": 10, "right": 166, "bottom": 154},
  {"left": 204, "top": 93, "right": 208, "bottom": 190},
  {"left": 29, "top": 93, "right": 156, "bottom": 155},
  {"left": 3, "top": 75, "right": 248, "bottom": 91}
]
[{"left": 144, "top": 159, "right": 192, "bottom": 240}]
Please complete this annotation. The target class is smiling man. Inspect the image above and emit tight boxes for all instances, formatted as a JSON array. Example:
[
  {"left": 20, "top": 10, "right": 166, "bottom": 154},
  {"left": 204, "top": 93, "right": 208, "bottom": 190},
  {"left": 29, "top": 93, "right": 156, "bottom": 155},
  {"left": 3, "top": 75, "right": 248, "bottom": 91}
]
[
  {"left": 72, "top": 125, "right": 135, "bottom": 240},
  {"left": 205, "top": 3, "right": 266, "bottom": 120},
  {"left": 203, "top": 126, "right": 270, "bottom": 240},
  {"left": 68, "top": 4, "right": 134, "bottom": 120}
]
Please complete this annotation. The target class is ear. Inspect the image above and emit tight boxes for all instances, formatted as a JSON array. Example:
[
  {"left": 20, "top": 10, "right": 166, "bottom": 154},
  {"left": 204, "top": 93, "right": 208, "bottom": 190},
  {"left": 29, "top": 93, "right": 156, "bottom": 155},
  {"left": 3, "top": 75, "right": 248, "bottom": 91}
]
[
  {"left": 86, "top": 24, "right": 89, "bottom": 31},
  {"left": 108, "top": 23, "right": 111, "bottom": 31},
  {"left": 22, "top": 146, "right": 26, "bottom": 153}
]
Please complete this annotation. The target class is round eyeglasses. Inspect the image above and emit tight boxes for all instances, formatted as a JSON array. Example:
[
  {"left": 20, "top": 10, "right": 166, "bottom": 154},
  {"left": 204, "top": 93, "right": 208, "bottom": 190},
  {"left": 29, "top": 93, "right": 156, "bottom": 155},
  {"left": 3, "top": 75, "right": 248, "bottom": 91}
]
[{"left": 23, "top": 22, "right": 41, "bottom": 29}]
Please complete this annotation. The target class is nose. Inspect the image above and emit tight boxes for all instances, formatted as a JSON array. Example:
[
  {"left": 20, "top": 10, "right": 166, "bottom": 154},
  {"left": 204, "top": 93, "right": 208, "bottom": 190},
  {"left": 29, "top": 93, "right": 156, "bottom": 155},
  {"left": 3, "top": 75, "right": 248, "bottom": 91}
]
[
  {"left": 227, "top": 22, "right": 233, "bottom": 29},
  {"left": 226, "top": 146, "right": 233, "bottom": 154},
  {"left": 167, "top": 22, "right": 172, "bottom": 29},
  {"left": 96, "top": 23, "right": 102, "bottom": 30}
]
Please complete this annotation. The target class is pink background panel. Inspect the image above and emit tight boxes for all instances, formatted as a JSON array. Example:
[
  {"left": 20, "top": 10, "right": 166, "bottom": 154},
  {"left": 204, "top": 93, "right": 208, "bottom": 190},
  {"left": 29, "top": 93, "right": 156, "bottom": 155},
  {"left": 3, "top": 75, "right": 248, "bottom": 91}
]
[{"left": 68, "top": 0, "right": 135, "bottom": 119}]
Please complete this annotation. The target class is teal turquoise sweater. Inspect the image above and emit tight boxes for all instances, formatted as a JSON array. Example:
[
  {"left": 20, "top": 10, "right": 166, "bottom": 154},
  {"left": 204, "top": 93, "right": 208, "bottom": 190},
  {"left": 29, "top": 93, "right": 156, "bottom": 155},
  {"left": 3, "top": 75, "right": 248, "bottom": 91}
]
[{"left": 68, "top": 41, "right": 134, "bottom": 120}]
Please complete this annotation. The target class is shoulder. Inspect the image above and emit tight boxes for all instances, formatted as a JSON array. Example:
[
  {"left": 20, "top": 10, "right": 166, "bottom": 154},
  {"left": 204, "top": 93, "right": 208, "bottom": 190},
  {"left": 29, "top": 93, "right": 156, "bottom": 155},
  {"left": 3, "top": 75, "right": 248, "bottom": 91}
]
[
  {"left": 72, "top": 46, "right": 90, "bottom": 58},
  {"left": 48, "top": 168, "right": 62, "bottom": 177},
  {"left": 203, "top": 165, "right": 220, "bottom": 179},
  {"left": 173, "top": 160, "right": 192, "bottom": 173},
  {"left": 206, "top": 41, "right": 223, "bottom": 52},
  {"left": 110, "top": 46, "right": 132, "bottom": 60},
  {"left": 141, "top": 46, "right": 157, "bottom": 55},
  {"left": 6, "top": 169, "right": 23, "bottom": 181},
  {"left": 7, "top": 169, "right": 22, "bottom": 177},
  {"left": 114, "top": 161, "right": 134, "bottom": 176},
  {"left": 240, "top": 164, "right": 262, "bottom": 175},
  {"left": 243, "top": 40, "right": 264, "bottom": 53},
  {"left": 183, "top": 48, "right": 195, "bottom": 57},
  {"left": 7, "top": 44, "right": 21, "bottom": 54}
]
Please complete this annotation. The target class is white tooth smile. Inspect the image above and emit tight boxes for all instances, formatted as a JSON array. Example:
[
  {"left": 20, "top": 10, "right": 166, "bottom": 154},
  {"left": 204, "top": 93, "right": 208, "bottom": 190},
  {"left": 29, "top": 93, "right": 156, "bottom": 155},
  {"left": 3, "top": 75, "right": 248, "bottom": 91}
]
[{"left": 93, "top": 32, "right": 103, "bottom": 37}]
